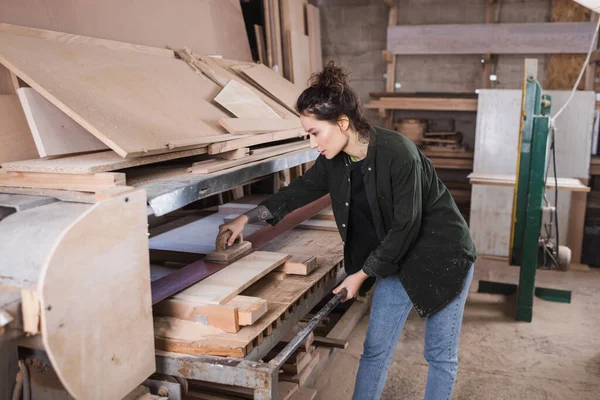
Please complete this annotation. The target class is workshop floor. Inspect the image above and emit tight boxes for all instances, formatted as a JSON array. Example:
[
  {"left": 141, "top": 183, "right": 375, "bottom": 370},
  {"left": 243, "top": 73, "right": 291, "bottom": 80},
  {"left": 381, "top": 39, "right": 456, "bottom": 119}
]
[{"left": 313, "top": 259, "right": 600, "bottom": 400}]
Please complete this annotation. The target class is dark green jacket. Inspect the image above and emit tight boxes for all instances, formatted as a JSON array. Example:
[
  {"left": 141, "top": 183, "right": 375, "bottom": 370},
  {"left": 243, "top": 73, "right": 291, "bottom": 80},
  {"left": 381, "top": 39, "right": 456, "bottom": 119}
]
[{"left": 260, "top": 126, "right": 476, "bottom": 317}]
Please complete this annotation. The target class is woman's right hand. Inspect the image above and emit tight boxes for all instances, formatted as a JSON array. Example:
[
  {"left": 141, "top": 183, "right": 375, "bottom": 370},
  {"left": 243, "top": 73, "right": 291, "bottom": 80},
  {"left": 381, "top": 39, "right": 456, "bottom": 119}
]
[{"left": 218, "top": 215, "right": 249, "bottom": 246}]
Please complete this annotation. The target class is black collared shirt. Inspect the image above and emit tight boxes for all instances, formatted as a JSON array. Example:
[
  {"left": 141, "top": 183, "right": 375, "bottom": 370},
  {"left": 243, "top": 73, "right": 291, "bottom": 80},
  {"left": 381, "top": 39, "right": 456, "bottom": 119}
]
[{"left": 260, "top": 125, "right": 477, "bottom": 318}]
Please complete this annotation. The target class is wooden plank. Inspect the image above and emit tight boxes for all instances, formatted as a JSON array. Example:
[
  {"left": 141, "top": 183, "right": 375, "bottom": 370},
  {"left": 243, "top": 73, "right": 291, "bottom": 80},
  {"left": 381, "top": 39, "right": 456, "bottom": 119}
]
[
  {"left": 0, "top": 32, "right": 230, "bottom": 158},
  {"left": 254, "top": 25, "right": 267, "bottom": 65},
  {"left": 281, "top": 0, "right": 307, "bottom": 81},
  {"left": 289, "top": 387, "right": 317, "bottom": 400},
  {"left": 365, "top": 97, "right": 478, "bottom": 111},
  {"left": 0, "top": 171, "right": 125, "bottom": 192},
  {"left": 204, "top": 57, "right": 296, "bottom": 119},
  {"left": 282, "top": 348, "right": 315, "bottom": 374},
  {"left": 214, "top": 79, "right": 282, "bottom": 120},
  {"left": 280, "top": 352, "right": 320, "bottom": 386},
  {"left": 1, "top": 147, "right": 208, "bottom": 174},
  {"left": 271, "top": 0, "right": 284, "bottom": 74},
  {"left": 208, "top": 129, "right": 307, "bottom": 154},
  {"left": 263, "top": 0, "right": 274, "bottom": 67},
  {"left": 289, "top": 31, "right": 311, "bottom": 88},
  {"left": 0, "top": 23, "right": 174, "bottom": 57},
  {"left": 189, "top": 142, "right": 310, "bottom": 174},
  {"left": 218, "top": 117, "right": 302, "bottom": 135},
  {"left": 17, "top": 88, "right": 108, "bottom": 158},
  {"left": 227, "top": 295, "right": 268, "bottom": 326},
  {"left": 312, "top": 336, "right": 347, "bottom": 349},
  {"left": 0, "top": 0, "right": 251, "bottom": 61},
  {"left": 154, "top": 298, "right": 240, "bottom": 333},
  {"left": 277, "top": 255, "right": 317, "bottom": 275},
  {"left": 231, "top": 63, "right": 302, "bottom": 114},
  {"left": 217, "top": 148, "right": 249, "bottom": 160},
  {"left": 0, "top": 186, "right": 97, "bottom": 203},
  {"left": 0, "top": 64, "right": 16, "bottom": 94},
  {"left": 0, "top": 94, "right": 38, "bottom": 163},
  {"left": 173, "top": 252, "right": 291, "bottom": 305},
  {"left": 225, "top": 215, "right": 338, "bottom": 232},
  {"left": 468, "top": 173, "right": 590, "bottom": 192},
  {"left": 327, "top": 298, "right": 370, "bottom": 341},
  {"left": 387, "top": 22, "right": 597, "bottom": 55},
  {"left": 306, "top": 5, "right": 322, "bottom": 74}
]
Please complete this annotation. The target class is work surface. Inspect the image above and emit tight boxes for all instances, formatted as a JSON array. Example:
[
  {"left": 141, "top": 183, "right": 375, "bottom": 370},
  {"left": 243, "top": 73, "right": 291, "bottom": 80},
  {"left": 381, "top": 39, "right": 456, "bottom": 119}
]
[
  {"left": 153, "top": 210, "right": 344, "bottom": 358},
  {"left": 312, "top": 259, "right": 600, "bottom": 399}
]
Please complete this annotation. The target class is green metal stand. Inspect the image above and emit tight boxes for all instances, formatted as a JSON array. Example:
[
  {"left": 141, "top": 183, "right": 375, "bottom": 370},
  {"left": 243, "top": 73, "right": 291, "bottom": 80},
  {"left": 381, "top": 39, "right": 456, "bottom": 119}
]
[{"left": 478, "top": 59, "right": 571, "bottom": 322}]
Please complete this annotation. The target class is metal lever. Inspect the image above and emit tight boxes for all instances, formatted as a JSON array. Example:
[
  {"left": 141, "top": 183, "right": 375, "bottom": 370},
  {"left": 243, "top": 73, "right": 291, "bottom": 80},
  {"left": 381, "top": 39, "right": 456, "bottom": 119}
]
[{"left": 269, "top": 287, "right": 348, "bottom": 369}]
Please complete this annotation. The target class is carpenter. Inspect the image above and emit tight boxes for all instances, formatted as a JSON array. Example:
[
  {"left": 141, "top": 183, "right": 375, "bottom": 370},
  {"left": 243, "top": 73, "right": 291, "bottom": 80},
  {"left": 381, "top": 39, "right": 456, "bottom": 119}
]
[{"left": 219, "top": 62, "right": 477, "bottom": 400}]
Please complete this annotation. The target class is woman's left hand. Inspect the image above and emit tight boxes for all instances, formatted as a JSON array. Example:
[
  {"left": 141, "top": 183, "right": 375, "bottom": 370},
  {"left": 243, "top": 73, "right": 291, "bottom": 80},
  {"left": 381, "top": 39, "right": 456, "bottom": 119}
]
[{"left": 333, "top": 270, "right": 369, "bottom": 302}]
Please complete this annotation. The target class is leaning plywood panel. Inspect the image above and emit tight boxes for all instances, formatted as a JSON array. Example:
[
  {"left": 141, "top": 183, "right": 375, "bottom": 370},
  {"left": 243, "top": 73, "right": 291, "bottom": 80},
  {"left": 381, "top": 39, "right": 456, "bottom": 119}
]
[
  {"left": 0, "top": 94, "right": 38, "bottom": 163},
  {"left": 306, "top": 5, "right": 323, "bottom": 74},
  {"left": 214, "top": 79, "right": 282, "bottom": 119},
  {"left": 0, "top": 0, "right": 251, "bottom": 61},
  {"left": 470, "top": 89, "right": 595, "bottom": 257},
  {"left": 289, "top": 31, "right": 311, "bottom": 88},
  {"left": 0, "top": 32, "right": 229, "bottom": 157},
  {"left": 18, "top": 88, "right": 108, "bottom": 158}
]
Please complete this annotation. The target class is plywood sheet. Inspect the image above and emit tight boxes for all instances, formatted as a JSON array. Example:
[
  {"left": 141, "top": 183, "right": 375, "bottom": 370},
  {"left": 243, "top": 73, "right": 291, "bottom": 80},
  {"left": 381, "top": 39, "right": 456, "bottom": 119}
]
[
  {"left": 387, "top": 22, "right": 597, "bottom": 55},
  {"left": 2, "top": 147, "right": 208, "bottom": 174},
  {"left": 470, "top": 89, "right": 595, "bottom": 256},
  {"left": 0, "top": 94, "right": 38, "bottom": 163},
  {"left": 307, "top": 5, "right": 323, "bottom": 74},
  {"left": 289, "top": 31, "right": 311, "bottom": 88},
  {"left": 281, "top": 0, "right": 307, "bottom": 80},
  {"left": 232, "top": 63, "right": 302, "bottom": 114},
  {"left": 18, "top": 88, "right": 108, "bottom": 158},
  {"left": 173, "top": 252, "right": 291, "bottom": 305},
  {"left": 214, "top": 79, "right": 282, "bottom": 120},
  {"left": 219, "top": 117, "right": 302, "bottom": 134},
  {"left": 0, "top": 0, "right": 251, "bottom": 61},
  {"left": 0, "top": 32, "right": 229, "bottom": 158}
]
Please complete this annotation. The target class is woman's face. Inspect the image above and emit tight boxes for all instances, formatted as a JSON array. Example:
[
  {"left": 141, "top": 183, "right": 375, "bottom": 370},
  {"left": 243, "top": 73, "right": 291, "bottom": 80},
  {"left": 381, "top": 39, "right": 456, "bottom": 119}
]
[{"left": 300, "top": 113, "right": 349, "bottom": 160}]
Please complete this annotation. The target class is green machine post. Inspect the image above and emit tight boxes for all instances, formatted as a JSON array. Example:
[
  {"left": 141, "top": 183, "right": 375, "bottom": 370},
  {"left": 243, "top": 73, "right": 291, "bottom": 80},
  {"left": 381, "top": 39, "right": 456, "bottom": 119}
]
[{"left": 477, "top": 59, "right": 571, "bottom": 322}]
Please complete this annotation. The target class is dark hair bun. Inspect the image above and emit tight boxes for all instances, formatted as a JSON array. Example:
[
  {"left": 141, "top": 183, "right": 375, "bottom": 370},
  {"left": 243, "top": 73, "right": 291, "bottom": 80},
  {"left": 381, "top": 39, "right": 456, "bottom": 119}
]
[{"left": 309, "top": 61, "right": 349, "bottom": 92}]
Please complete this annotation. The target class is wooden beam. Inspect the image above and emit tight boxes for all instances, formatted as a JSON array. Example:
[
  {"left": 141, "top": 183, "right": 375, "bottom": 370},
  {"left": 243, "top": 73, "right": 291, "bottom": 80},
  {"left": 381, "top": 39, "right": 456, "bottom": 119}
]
[
  {"left": 0, "top": 171, "right": 125, "bottom": 192},
  {"left": 365, "top": 97, "right": 478, "bottom": 111},
  {"left": 387, "top": 22, "right": 597, "bottom": 55},
  {"left": 277, "top": 255, "right": 317, "bottom": 275}
]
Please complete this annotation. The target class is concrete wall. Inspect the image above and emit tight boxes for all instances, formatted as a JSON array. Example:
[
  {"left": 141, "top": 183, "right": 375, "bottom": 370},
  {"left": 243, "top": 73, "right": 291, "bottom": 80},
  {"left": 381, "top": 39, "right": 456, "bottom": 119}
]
[{"left": 315, "top": 0, "right": 553, "bottom": 140}]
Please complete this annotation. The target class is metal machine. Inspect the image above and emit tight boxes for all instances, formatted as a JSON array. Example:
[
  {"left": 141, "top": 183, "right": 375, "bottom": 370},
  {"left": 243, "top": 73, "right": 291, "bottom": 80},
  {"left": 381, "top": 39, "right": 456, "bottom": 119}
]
[{"left": 477, "top": 59, "right": 573, "bottom": 322}]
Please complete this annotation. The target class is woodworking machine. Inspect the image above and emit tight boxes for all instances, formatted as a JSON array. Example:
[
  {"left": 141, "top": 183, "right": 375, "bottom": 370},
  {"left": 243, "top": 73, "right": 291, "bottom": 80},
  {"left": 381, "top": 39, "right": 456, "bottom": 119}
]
[{"left": 477, "top": 59, "right": 574, "bottom": 322}]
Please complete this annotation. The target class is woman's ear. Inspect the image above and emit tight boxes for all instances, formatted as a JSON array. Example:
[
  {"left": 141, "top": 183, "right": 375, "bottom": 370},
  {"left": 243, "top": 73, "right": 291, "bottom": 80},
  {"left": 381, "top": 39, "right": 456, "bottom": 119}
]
[{"left": 337, "top": 115, "right": 350, "bottom": 132}]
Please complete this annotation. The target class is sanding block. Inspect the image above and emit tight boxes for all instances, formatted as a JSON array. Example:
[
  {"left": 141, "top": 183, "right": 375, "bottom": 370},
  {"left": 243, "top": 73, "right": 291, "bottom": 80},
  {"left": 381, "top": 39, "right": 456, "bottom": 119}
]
[{"left": 205, "top": 230, "right": 252, "bottom": 264}]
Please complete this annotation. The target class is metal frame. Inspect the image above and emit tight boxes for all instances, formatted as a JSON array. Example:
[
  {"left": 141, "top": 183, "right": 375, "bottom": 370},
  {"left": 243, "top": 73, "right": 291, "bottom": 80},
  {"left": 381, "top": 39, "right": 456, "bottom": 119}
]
[
  {"left": 155, "top": 265, "right": 346, "bottom": 400},
  {"left": 142, "top": 148, "right": 317, "bottom": 216}
]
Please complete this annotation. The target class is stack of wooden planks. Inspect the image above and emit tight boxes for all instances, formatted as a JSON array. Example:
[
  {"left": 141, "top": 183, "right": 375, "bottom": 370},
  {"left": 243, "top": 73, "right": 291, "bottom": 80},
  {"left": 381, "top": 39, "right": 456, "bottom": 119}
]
[
  {"left": 0, "top": 23, "right": 316, "bottom": 197},
  {"left": 260, "top": 0, "right": 323, "bottom": 86}
]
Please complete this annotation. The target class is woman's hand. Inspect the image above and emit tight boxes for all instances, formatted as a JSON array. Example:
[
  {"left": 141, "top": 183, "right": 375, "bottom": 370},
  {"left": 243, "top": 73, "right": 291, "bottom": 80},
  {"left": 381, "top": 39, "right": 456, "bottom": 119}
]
[
  {"left": 218, "top": 215, "right": 249, "bottom": 246},
  {"left": 333, "top": 270, "right": 369, "bottom": 302}
]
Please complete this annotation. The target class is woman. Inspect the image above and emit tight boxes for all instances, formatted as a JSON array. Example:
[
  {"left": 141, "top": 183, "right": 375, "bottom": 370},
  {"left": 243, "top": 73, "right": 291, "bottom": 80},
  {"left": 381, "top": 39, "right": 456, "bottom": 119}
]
[{"left": 219, "top": 62, "right": 476, "bottom": 400}]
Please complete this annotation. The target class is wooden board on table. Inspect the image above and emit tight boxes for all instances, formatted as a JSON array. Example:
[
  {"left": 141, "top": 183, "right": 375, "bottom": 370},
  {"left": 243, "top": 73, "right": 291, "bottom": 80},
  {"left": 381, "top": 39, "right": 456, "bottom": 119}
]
[
  {"left": 225, "top": 215, "right": 337, "bottom": 232},
  {"left": 306, "top": 5, "right": 323, "bottom": 74},
  {"left": 0, "top": 94, "right": 38, "bottom": 163},
  {"left": 17, "top": 88, "right": 108, "bottom": 158},
  {"left": 0, "top": 171, "right": 125, "bottom": 192},
  {"left": 0, "top": 32, "right": 230, "bottom": 158},
  {"left": 231, "top": 63, "right": 302, "bottom": 114},
  {"left": 214, "top": 79, "right": 282, "bottom": 120},
  {"left": 289, "top": 31, "right": 311, "bottom": 88},
  {"left": 1, "top": 147, "right": 208, "bottom": 174},
  {"left": 387, "top": 22, "right": 597, "bottom": 55},
  {"left": 191, "top": 141, "right": 310, "bottom": 173},
  {"left": 219, "top": 117, "right": 302, "bottom": 135},
  {"left": 0, "top": 0, "right": 251, "bottom": 61},
  {"left": 37, "top": 190, "right": 154, "bottom": 400},
  {"left": 173, "top": 252, "right": 291, "bottom": 305},
  {"left": 277, "top": 255, "right": 317, "bottom": 275}
]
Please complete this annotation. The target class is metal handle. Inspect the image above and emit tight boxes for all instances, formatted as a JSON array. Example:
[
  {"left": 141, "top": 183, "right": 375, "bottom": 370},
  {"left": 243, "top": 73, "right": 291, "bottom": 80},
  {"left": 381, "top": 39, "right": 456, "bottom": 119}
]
[{"left": 269, "top": 288, "right": 348, "bottom": 369}]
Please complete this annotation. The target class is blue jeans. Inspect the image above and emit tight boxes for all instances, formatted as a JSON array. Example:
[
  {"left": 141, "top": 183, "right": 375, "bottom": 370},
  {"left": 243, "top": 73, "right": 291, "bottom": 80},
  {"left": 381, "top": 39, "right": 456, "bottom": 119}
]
[{"left": 352, "top": 265, "right": 474, "bottom": 400}]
